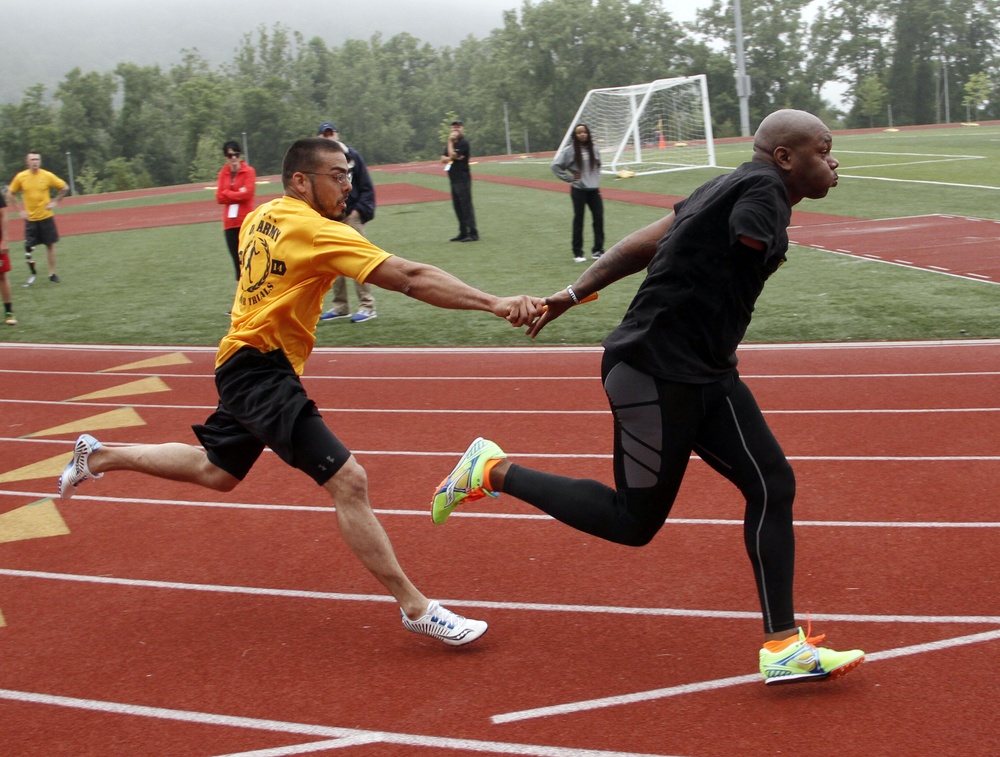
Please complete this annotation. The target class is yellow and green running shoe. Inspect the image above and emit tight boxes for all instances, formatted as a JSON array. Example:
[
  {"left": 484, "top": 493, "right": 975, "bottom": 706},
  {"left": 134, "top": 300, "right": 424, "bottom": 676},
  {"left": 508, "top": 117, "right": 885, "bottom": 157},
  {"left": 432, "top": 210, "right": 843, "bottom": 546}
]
[
  {"left": 431, "top": 437, "right": 505, "bottom": 525},
  {"left": 760, "top": 627, "right": 865, "bottom": 685}
]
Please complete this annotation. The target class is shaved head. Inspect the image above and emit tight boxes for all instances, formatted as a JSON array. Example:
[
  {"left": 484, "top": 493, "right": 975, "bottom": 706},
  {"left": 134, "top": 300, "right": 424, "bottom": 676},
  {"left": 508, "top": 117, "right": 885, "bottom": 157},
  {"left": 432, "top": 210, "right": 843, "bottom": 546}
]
[
  {"left": 749, "top": 109, "right": 838, "bottom": 205},
  {"left": 753, "top": 109, "right": 829, "bottom": 156}
]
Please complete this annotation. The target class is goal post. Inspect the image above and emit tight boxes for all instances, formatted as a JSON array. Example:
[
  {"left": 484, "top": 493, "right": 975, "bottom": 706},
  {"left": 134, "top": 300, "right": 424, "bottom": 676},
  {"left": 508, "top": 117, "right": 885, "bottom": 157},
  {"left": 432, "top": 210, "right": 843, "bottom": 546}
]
[{"left": 558, "top": 75, "right": 715, "bottom": 177}]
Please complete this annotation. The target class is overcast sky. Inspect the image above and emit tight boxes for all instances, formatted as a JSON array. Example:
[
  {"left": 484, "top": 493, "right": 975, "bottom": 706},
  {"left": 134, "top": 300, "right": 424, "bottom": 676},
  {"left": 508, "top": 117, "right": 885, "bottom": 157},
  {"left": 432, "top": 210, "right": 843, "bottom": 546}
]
[{"left": 2, "top": 0, "right": 708, "bottom": 104}]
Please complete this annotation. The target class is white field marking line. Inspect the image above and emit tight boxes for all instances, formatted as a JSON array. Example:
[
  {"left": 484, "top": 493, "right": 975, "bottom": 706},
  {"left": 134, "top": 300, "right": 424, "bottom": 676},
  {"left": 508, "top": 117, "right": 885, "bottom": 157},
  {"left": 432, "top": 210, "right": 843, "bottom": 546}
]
[
  {"left": 834, "top": 150, "right": 987, "bottom": 158},
  {"left": 836, "top": 173, "right": 1000, "bottom": 190},
  {"left": 4, "top": 367, "right": 1000, "bottom": 381},
  {"left": 4, "top": 339, "right": 1000, "bottom": 355},
  {"left": 2, "top": 569, "right": 999, "bottom": 626},
  {"left": 3, "top": 406, "right": 1000, "bottom": 424},
  {"left": 0, "top": 343, "right": 608, "bottom": 355},
  {"left": 491, "top": 628, "right": 1000, "bottom": 725},
  {"left": 793, "top": 211, "right": 997, "bottom": 224},
  {"left": 6, "top": 449, "right": 1000, "bottom": 465},
  {"left": 4, "top": 489, "right": 1000, "bottom": 529},
  {"left": 216, "top": 735, "right": 385, "bottom": 756},
  {"left": 842, "top": 157, "right": 984, "bottom": 171},
  {"left": 845, "top": 158, "right": 986, "bottom": 172},
  {"left": 0, "top": 689, "right": 678, "bottom": 757},
  {"left": 804, "top": 248, "right": 999, "bottom": 285},
  {"left": 2, "top": 339, "right": 1000, "bottom": 357}
]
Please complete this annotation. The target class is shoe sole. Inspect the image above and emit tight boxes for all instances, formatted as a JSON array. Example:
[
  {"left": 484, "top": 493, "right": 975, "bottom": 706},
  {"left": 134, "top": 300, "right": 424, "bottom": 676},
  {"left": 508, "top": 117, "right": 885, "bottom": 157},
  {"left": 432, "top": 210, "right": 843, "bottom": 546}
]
[
  {"left": 440, "top": 624, "right": 488, "bottom": 646},
  {"left": 431, "top": 437, "right": 503, "bottom": 525},
  {"left": 763, "top": 653, "right": 865, "bottom": 685}
]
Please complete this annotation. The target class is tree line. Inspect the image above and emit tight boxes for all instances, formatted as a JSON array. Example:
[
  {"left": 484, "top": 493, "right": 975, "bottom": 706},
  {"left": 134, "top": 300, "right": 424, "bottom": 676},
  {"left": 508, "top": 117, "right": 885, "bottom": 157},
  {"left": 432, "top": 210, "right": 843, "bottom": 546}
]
[{"left": 1, "top": 0, "right": 996, "bottom": 193}]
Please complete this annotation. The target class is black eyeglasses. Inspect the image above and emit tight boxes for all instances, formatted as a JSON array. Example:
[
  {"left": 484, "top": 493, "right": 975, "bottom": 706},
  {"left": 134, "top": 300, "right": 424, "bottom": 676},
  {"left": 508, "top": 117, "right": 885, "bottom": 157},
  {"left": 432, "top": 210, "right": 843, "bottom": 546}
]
[
  {"left": 300, "top": 170, "right": 352, "bottom": 186},
  {"left": 225, "top": 152, "right": 240, "bottom": 158}
]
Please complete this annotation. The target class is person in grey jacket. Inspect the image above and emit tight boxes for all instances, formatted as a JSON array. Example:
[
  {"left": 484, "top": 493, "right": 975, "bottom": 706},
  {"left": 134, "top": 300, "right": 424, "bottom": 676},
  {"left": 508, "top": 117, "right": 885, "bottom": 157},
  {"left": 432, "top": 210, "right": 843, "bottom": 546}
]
[{"left": 551, "top": 123, "right": 604, "bottom": 262}]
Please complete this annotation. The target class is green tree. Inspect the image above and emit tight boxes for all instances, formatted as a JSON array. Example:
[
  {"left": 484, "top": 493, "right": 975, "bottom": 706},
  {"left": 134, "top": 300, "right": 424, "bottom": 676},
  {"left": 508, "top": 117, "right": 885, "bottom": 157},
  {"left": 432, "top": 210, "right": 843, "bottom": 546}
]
[
  {"left": 807, "top": 0, "right": 892, "bottom": 126},
  {"left": 961, "top": 71, "right": 992, "bottom": 120},
  {"left": 471, "top": 0, "right": 693, "bottom": 156},
  {"left": 694, "top": 0, "right": 817, "bottom": 129},
  {"left": 0, "top": 84, "right": 59, "bottom": 180},
  {"left": 114, "top": 62, "right": 187, "bottom": 186},
  {"left": 54, "top": 68, "right": 117, "bottom": 179},
  {"left": 856, "top": 74, "right": 889, "bottom": 126}
]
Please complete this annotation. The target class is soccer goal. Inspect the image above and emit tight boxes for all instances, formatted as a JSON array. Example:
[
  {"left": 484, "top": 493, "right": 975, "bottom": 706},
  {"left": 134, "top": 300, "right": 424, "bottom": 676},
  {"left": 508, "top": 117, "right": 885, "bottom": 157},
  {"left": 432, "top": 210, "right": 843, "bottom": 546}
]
[{"left": 558, "top": 75, "right": 715, "bottom": 177}]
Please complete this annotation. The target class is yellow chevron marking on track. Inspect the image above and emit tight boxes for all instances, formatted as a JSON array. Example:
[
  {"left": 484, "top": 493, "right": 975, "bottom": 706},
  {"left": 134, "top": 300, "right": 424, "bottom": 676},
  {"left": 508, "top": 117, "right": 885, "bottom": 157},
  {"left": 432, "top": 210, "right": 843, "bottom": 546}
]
[
  {"left": 100, "top": 353, "right": 192, "bottom": 372},
  {"left": 68, "top": 376, "right": 171, "bottom": 401},
  {"left": 0, "top": 452, "right": 73, "bottom": 483},
  {"left": 26, "top": 407, "right": 146, "bottom": 438},
  {"left": 0, "top": 500, "right": 70, "bottom": 544}
]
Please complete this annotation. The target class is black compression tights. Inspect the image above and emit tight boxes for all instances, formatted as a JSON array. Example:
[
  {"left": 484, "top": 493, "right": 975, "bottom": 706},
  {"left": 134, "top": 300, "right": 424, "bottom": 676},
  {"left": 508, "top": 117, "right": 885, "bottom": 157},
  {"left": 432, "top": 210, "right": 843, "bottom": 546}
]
[{"left": 502, "top": 354, "right": 798, "bottom": 635}]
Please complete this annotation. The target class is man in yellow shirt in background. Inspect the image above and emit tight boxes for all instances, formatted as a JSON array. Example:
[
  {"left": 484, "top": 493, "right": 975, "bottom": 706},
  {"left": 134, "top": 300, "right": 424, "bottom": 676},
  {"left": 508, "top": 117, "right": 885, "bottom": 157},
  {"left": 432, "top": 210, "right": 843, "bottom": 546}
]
[
  {"left": 57, "top": 137, "right": 545, "bottom": 646},
  {"left": 5, "top": 152, "right": 69, "bottom": 285}
]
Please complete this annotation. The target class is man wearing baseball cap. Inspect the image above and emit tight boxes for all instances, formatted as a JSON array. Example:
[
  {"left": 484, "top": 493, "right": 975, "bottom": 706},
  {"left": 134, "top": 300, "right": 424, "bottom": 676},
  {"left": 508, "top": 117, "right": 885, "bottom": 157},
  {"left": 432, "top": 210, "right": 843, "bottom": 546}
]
[{"left": 440, "top": 119, "right": 478, "bottom": 242}]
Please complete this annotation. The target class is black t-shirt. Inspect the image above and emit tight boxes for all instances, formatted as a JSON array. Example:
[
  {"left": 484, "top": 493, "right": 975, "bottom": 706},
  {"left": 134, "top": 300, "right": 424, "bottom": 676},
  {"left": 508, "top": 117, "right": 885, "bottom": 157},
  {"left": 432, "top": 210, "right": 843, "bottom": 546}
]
[
  {"left": 444, "top": 136, "right": 471, "bottom": 180},
  {"left": 602, "top": 161, "right": 791, "bottom": 382}
]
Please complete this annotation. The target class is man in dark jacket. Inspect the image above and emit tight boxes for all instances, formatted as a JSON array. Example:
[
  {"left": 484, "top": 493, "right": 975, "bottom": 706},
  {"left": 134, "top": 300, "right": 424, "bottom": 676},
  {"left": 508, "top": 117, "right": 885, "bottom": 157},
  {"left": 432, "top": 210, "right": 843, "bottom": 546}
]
[
  {"left": 440, "top": 119, "right": 478, "bottom": 242},
  {"left": 317, "top": 122, "right": 379, "bottom": 322}
]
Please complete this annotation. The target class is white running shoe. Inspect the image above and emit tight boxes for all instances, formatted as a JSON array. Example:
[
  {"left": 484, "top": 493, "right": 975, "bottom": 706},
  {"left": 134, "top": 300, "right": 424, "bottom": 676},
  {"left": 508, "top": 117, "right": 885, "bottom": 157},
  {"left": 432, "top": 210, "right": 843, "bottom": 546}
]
[
  {"left": 401, "top": 600, "right": 488, "bottom": 646},
  {"left": 58, "top": 434, "right": 104, "bottom": 499}
]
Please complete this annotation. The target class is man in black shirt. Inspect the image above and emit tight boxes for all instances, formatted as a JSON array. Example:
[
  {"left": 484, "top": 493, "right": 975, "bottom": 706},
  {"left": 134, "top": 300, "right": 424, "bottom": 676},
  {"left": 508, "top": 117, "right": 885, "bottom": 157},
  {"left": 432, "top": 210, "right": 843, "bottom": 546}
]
[
  {"left": 432, "top": 109, "right": 865, "bottom": 686},
  {"left": 441, "top": 119, "right": 478, "bottom": 242}
]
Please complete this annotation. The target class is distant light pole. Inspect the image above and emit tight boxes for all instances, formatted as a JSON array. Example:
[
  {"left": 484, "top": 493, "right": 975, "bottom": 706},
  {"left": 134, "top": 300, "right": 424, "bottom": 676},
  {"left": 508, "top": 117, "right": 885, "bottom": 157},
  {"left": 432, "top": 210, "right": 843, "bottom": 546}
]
[
  {"left": 65, "top": 151, "right": 76, "bottom": 195},
  {"left": 733, "top": 0, "right": 751, "bottom": 137},
  {"left": 504, "top": 102, "right": 512, "bottom": 155},
  {"left": 241, "top": 132, "right": 249, "bottom": 165}
]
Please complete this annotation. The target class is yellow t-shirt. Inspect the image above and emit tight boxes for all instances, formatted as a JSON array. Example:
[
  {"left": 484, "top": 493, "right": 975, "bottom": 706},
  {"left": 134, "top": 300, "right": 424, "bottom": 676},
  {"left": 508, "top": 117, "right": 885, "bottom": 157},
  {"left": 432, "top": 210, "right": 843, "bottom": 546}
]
[
  {"left": 216, "top": 195, "right": 392, "bottom": 374},
  {"left": 8, "top": 169, "right": 67, "bottom": 221}
]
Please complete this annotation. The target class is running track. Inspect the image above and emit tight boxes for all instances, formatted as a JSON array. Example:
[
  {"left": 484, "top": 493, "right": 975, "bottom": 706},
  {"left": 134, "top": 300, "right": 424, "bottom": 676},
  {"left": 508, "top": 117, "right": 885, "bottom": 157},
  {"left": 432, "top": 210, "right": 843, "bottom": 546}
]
[{"left": 1, "top": 341, "right": 998, "bottom": 756}]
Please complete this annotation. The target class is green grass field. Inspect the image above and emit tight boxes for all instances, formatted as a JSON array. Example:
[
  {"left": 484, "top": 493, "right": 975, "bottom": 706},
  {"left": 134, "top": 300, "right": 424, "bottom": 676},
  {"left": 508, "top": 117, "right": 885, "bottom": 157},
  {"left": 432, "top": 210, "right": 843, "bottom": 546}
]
[{"left": 3, "top": 124, "right": 998, "bottom": 347}]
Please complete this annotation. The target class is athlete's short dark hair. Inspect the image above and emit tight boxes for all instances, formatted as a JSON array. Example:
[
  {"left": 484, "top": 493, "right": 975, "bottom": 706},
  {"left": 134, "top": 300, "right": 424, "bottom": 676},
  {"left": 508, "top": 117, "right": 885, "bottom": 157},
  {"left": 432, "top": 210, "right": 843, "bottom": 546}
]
[{"left": 281, "top": 138, "right": 348, "bottom": 188}]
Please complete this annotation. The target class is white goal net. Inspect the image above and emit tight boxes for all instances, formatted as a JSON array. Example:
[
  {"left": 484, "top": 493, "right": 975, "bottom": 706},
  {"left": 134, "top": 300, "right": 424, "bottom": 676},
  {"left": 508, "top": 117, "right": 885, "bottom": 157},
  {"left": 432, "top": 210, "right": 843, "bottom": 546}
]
[{"left": 558, "top": 75, "right": 715, "bottom": 177}]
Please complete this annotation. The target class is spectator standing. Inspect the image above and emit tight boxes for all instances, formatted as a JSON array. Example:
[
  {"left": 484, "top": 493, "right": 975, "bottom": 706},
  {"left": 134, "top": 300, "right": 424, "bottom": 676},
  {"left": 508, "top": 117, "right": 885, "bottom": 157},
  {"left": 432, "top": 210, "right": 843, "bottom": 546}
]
[
  {"left": 1, "top": 191, "right": 15, "bottom": 324},
  {"left": 5, "top": 152, "right": 68, "bottom": 285},
  {"left": 215, "top": 141, "right": 257, "bottom": 281},
  {"left": 551, "top": 123, "right": 604, "bottom": 262},
  {"left": 440, "top": 119, "right": 478, "bottom": 242},
  {"left": 317, "top": 122, "right": 378, "bottom": 323}
]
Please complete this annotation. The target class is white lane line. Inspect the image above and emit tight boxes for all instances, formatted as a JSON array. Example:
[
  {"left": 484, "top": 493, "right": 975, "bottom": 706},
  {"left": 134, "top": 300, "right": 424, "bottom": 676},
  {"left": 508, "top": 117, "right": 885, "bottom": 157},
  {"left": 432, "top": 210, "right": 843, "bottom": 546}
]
[
  {"left": 3, "top": 569, "right": 998, "bottom": 626},
  {"left": 0, "top": 688, "right": 679, "bottom": 757},
  {"left": 491, "top": 629, "right": 1000, "bottom": 724},
  {"left": 3, "top": 488, "right": 1000, "bottom": 527}
]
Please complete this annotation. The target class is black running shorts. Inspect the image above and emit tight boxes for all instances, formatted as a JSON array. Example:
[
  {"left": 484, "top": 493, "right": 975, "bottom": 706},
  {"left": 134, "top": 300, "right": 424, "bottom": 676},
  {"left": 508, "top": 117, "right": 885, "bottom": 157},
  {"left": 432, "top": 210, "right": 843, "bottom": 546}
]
[
  {"left": 192, "top": 347, "right": 352, "bottom": 485},
  {"left": 24, "top": 217, "right": 59, "bottom": 251}
]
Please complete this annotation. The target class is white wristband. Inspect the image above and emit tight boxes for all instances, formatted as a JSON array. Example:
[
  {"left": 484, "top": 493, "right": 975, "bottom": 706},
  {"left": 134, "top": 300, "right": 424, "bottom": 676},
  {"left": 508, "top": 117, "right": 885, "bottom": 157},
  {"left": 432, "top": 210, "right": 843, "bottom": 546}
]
[{"left": 566, "top": 285, "right": 580, "bottom": 305}]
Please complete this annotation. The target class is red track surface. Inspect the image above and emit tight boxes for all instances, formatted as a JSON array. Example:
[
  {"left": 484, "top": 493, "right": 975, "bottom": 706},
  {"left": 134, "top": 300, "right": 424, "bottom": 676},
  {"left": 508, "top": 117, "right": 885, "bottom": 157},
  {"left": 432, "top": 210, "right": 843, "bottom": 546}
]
[
  {"left": 1, "top": 341, "right": 998, "bottom": 756},
  {"left": 789, "top": 214, "right": 1000, "bottom": 283}
]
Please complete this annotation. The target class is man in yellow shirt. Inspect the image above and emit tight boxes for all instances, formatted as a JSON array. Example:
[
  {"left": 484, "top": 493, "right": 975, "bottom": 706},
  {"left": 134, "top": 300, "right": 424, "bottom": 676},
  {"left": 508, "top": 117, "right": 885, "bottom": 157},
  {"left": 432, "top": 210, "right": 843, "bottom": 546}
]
[
  {"left": 57, "top": 137, "right": 544, "bottom": 646},
  {"left": 4, "top": 152, "right": 69, "bottom": 285}
]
